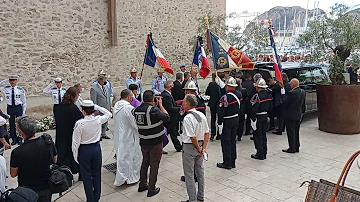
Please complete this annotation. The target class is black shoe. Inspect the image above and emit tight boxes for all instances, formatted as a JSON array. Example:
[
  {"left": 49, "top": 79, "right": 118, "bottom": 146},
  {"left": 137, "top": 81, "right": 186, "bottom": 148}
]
[
  {"left": 147, "top": 187, "right": 160, "bottom": 197},
  {"left": 244, "top": 133, "right": 252, "bottom": 136},
  {"left": 267, "top": 127, "right": 275, "bottom": 132},
  {"left": 210, "top": 136, "right": 214, "bottom": 141},
  {"left": 237, "top": 137, "right": 241, "bottom": 141},
  {"left": 272, "top": 131, "right": 282, "bottom": 135},
  {"left": 162, "top": 150, "right": 168, "bottom": 154},
  {"left": 232, "top": 165, "right": 236, "bottom": 168},
  {"left": 295, "top": 149, "right": 299, "bottom": 153},
  {"left": 282, "top": 149, "right": 296, "bottom": 153},
  {"left": 106, "top": 127, "right": 110, "bottom": 131},
  {"left": 250, "top": 137, "right": 254, "bottom": 140},
  {"left": 138, "top": 185, "right": 148, "bottom": 192},
  {"left": 216, "top": 135, "right": 221, "bottom": 140},
  {"left": 251, "top": 154, "right": 265, "bottom": 160},
  {"left": 101, "top": 135, "right": 111, "bottom": 139},
  {"left": 176, "top": 147, "right": 182, "bottom": 152},
  {"left": 216, "top": 163, "right": 232, "bottom": 169}
]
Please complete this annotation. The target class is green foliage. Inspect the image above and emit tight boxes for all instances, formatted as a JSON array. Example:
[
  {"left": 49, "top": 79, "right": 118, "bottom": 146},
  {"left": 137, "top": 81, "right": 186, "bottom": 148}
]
[
  {"left": 298, "top": 3, "right": 360, "bottom": 85},
  {"left": 190, "top": 13, "right": 269, "bottom": 59}
]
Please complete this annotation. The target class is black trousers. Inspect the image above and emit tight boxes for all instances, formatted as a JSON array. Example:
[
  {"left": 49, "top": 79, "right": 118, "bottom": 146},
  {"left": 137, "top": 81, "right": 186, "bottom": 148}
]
[
  {"left": 53, "top": 104, "right": 60, "bottom": 123},
  {"left": 237, "top": 112, "right": 245, "bottom": 139},
  {"left": 210, "top": 107, "right": 217, "bottom": 138},
  {"left": 140, "top": 143, "right": 163, "bottom": 190},
  {"left": 165, "top": 122, "right": 182, "bottom": 151},
  {"left": 245, "top": 111, "right": 252, "bottom": 134},
  {"left": 253, "top": 115, "right": 268, "bottom": 158},
  {"left": 36, "top": 189, "right": 52, "bottom": 202},
  {"left": 221, "top": 117, "right": 238, "bottom": 167},
  {"left": 7, "top": 105, "right": 22, "bottom": 141},
  {"left": 269, "top": 106, "right": 280, "bottom": 129},
  {"left": 285, "top": 119, "right": 301, "bottom": 151},
  {"left": 78, "top": 143, "right": 102, "bottom": 202}
]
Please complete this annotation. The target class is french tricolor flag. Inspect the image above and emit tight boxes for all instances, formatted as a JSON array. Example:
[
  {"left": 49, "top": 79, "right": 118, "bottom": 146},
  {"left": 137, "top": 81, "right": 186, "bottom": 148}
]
[
  {"left": 144, "top": 33, "right": 174, "bottom": 74},
  {"left": 193, "top": 36, "right": 210, "bottom": 79},
  {"left": 268, "top": 22, "right": 283, "bottom": 86}
]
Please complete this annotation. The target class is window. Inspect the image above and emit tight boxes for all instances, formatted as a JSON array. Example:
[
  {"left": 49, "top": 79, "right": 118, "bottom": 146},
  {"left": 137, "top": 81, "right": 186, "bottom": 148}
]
[
  {"left": 292, "top": 69, "right": 312, "bottom": 85},
  {"left": 312, "top": 67, "right": 327, "bottom": 83}
]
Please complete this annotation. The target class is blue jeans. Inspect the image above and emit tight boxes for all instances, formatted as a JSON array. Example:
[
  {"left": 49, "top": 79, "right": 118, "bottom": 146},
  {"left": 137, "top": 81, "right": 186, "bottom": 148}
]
[{"left": 78, "top": 143, "right": 102, "bottom": 202}]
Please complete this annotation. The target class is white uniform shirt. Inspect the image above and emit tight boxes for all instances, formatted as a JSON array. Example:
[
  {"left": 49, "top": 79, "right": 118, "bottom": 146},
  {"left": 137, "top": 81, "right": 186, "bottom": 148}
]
[
  {"left": 43, "top": 82, "right": 66, "bottom": 104},
  {"left": 72, "top": 105, "right": 112, "bottom": 163},
  {"left": 181, "top": 108, "right": 210, "bottom": 143},
  {"left": 0, "top": 79, "right": 27, "bottom": 114},
  {"left": 0, "top": 116, "right": 5, "bottom": 127}
]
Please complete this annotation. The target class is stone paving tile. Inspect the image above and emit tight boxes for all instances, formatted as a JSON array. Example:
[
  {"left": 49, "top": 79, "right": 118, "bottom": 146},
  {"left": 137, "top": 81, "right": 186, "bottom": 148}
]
[{"left": 3, "top": 114, "right": 360, "bottom": 202}]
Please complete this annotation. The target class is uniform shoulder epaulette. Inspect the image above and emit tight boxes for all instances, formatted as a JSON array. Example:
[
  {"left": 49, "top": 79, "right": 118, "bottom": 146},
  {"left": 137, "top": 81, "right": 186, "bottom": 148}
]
[
  {"left": 61, "top": 87, "right": 66, "bottom": 90},
  {"left": 16, "top": 86, "right": 23, "bottom": 90},
  {"left": 4, "top": 86, "right": 10, "bottom": 88}
]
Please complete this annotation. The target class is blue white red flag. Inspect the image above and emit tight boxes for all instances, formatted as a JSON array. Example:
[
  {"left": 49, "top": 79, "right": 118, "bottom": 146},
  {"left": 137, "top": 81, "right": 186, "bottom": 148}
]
[
  {"left": 144, "top": 33, "right": 174, "bottom": 74},
  {"left": 268, "top": 21, "right": 283, "bottom": 86},
  {"left": 193, "top": 36, "right": 210, "bottom": 79}
]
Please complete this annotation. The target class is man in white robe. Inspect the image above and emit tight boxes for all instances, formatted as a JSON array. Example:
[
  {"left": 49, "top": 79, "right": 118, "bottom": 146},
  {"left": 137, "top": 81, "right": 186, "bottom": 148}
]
[{"left": 113, "top": 89, "right": 142, "bottom": 186}]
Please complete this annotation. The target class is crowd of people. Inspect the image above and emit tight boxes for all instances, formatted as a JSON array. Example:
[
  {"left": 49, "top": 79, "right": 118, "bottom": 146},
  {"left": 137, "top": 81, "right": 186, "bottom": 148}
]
[{"left": 0, "top": 64, "right": 307, "bottom": 202}]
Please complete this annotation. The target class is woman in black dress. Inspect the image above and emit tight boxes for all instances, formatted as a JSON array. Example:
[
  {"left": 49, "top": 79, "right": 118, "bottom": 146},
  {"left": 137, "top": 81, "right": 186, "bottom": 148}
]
[{"left": 55, "top": 87, "right": 83, "bottom": 174}]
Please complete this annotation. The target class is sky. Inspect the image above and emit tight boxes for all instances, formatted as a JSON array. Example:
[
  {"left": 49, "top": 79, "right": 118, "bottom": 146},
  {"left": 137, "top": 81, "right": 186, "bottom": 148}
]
[{"left": 226, "top": 0, "right": 360, "bottom": 14}]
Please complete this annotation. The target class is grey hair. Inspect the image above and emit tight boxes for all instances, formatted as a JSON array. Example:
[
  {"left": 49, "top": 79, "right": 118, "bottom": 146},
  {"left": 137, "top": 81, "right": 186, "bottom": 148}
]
[
  {"left": 121, "top": 89, "right": 132, "bottom": 99},
  {"left": 16, "top": 116, "right": 37, "bottom": 138},
  {"left": 176, "top": 73, "right": 183, "bottom": 80},
  {"left": 235, "top": 78, "right": 242, "bottom": 87},
  {"left": 164, "top": 80, "right": 173, "bottom": 89},
  {"left": 184, "top": 94, "right": 198, "bottom": 107},
  {"left": 253, "top": 73, "right": 263, "bottom": 82}
]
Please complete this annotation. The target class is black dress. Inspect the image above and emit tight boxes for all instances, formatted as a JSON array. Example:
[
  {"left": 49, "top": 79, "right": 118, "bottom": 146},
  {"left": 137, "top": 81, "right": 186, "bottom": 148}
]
[{"left": 55, "top": 103, "right": 83, "bottom": 174}]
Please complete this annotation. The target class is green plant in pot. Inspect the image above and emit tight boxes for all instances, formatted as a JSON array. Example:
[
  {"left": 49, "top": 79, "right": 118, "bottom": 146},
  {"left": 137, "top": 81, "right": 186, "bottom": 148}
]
[
  {"left": 298, "top": 3, "right": 360, "bottom": 134},
  {"left": 298, "top": 3, "right": 360, "bottom": 85}
]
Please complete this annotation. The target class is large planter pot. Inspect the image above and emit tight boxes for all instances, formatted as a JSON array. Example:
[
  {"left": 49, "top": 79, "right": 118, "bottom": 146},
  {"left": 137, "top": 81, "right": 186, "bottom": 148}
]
[{"left": 317, "top": 84, "right": 360, "bottom": 135}]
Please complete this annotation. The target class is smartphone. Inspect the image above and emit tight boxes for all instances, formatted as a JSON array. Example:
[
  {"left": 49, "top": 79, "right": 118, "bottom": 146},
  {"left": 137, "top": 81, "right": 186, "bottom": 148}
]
[{"left": 203, "top": 152, "right": 208, "bottom": 161}]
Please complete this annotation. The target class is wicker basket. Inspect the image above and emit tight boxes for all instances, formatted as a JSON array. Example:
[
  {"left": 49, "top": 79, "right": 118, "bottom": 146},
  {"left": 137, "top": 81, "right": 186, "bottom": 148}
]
[{"left": 304, "top": 150, "right": 360, "bottom": 202}]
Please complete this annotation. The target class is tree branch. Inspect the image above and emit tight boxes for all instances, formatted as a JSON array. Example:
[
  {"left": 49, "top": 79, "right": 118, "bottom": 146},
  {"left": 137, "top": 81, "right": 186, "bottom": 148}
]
[{"left": 321, "top": 21, "right": 335, "bottom": 52}]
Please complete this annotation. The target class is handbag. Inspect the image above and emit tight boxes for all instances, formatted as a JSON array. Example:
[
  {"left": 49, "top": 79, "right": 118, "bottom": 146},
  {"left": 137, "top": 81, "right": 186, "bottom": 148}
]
[
  {"left": 41, "top": 134, "right": 73, "bottom": 193},
  {"left": 0, "top": 187, "right": 38, "bottom": 202},
  {"left": 303, "top": 150, "right": 360, "bottom": 202}
]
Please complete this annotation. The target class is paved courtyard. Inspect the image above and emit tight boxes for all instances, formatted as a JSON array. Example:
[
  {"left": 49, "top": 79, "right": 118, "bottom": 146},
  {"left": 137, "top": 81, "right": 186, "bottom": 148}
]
[{"left": 3, "top": 113, "right": 360, "bottom": 202}]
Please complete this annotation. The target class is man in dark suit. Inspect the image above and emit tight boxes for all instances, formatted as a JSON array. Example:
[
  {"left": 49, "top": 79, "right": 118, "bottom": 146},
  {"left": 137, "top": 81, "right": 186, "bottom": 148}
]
[
  {"left": 242, "top": 73, "right": 255, "bottom": 136},
  {"left": 282, "top": 78, "right": 306, "bottom": 153},
  {"left": 182, "top": 72, "right": 191, "bottom": 89},
  {"left": 205, "top": 73, "right": 221, "bottom": 141},
  {"left": 172, "top": 73, "right": 184, "bottom": 102},
  {"left": 161, "top": 80, "right": 182, "bottom": 152}
]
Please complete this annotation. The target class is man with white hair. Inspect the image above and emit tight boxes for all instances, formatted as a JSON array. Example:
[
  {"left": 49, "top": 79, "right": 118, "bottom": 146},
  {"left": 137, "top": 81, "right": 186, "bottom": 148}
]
[
  {"left": 181, "top": 94, "right": 210, "bottom": 202},
  {"left": 250, "top": 78, "right": 273, "bottom": 160}
]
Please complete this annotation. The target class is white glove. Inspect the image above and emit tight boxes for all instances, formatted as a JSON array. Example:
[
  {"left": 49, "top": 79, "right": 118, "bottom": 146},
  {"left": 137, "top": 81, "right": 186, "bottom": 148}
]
[
  {"left": 217, "top": 124, "right": 223, "bottom": 134},
  {"left": 251, "top": 119, "right": 257, "bottom": 131}
]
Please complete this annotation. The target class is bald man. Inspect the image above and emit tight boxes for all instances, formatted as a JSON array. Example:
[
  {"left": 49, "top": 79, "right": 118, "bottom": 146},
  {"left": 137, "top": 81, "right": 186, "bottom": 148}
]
[{"left": 282, "top": 79, "right": 306, "bottom": 154}]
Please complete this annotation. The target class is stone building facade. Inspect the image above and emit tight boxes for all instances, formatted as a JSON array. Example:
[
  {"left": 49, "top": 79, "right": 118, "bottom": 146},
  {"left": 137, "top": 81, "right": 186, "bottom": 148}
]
[{"left": 0, "top": 0, "right": 225, "bottom": 95}]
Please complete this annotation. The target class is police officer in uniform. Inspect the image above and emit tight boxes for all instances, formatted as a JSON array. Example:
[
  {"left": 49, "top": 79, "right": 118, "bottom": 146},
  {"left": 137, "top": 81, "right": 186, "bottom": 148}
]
[
  {"left": 0, "top": 75, "right": 26, "bottom": 145},
  {"left": 43, "top": 77, "right": 66, "bottom": 121},
  {"left": 152, "top": 69, "right": 167, "bottom": 95},
  {"left": 126, "top": 68, "right": 143, "bottom": 100},
  {"left": 217, "top": 77, "right": 242, "bottom": 169},
  {"left": 133, "top": 90, "right": 169, "bottom": 197},
  {"left": 250, "top": 78, "right": 273, "bottom": 160}
]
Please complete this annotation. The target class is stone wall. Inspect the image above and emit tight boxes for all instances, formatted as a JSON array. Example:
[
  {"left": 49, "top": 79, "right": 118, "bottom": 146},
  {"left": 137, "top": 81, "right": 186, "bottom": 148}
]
[{"left": 0, "top": 0, "right": 225, "bottom": 95}]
